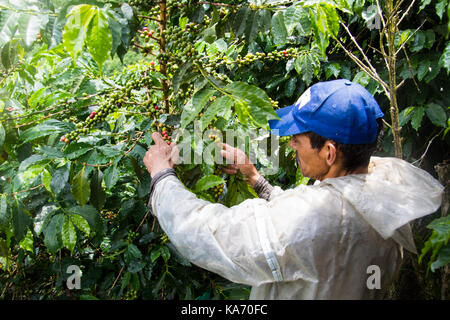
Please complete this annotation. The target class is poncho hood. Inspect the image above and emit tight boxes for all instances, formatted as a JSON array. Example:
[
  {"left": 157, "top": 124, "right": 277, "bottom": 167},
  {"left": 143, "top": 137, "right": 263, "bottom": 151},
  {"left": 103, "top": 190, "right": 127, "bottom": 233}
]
[{"left": 320, "top": 157, "right": 444, "bottom": 254}]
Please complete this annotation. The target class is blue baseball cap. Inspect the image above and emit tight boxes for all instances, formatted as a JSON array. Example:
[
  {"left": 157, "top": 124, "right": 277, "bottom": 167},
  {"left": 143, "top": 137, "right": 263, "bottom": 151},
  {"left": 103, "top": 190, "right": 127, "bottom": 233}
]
[{"left": 268, "top": 79, "right": 384, "bottom": 144}]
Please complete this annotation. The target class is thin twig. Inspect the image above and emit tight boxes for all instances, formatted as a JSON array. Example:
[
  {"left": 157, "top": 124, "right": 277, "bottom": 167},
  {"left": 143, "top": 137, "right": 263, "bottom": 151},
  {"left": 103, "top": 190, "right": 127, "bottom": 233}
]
[
  {"left": 412, "top": 129, "right": 444, "bottom": 167},
  {"left": 334, "top": 37, "right": 390, "bottom": 97},
  {"left": 3, "top": 184, "right": 45, "bottom": 198},
  {"left": 108, "top": 266, "right": 124, "bottom": 297},
  {"left": 340, "top": 22, "right": 379, "bottom": 76},
  {"left": 395, "top": 20, "right": 425, "bottom": 56},
  {"left": 397, "top": 0, "right": 417, "bottom": 26}
]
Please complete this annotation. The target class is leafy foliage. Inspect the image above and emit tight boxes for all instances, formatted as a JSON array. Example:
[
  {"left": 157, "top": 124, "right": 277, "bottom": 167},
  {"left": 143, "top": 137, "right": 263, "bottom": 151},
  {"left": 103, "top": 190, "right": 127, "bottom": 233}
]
[{"left": 0, "top": 0, "right": 448, "bottom": 300}]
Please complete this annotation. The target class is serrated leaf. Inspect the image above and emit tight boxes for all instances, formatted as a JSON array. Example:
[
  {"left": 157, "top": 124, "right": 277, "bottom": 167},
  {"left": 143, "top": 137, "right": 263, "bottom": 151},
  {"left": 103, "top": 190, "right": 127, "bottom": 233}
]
[
  {"left": 71, "top": 166, "right": 91, "bottom": 206},
  {"left": 70, "top": 214, "right": 90, "bottom": 236},
  {"left": 62, "top": 215, "right": 77, "bottom": 252},
  {"left": 194, "top": 175, "right": 225, "bottom": 192}
]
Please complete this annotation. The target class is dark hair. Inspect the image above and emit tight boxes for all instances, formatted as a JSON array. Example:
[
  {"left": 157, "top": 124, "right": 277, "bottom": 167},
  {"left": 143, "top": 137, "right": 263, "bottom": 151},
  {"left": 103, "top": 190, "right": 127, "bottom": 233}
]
[{"left": 302, "top": 118, "right": 384, "bottom": 172}]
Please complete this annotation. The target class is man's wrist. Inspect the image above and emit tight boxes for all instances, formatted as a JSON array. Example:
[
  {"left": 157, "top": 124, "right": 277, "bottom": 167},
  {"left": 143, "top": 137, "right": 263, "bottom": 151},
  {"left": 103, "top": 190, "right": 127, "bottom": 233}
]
[
  {"left": 151, "top": 164, "right": 173, "bottom": 178},
  {"left": 247, "top": 171, "right": 262, "bottom": 188}
]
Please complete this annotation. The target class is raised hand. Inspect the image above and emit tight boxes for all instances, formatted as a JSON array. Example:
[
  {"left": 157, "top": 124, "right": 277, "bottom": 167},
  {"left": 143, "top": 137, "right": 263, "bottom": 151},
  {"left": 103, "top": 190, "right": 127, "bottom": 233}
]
[
  {"left": 220, "top": 143, "right": 261, "bottom": 187},
  {"left": 143, "top": 132, "right": 178, "bottom": 178}
]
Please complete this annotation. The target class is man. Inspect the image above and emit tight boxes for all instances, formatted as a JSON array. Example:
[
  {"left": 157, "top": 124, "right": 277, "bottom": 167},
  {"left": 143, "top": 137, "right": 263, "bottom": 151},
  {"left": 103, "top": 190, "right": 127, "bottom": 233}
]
[{"left": 143, "top": 79, "right": 444, "bottom": 299}]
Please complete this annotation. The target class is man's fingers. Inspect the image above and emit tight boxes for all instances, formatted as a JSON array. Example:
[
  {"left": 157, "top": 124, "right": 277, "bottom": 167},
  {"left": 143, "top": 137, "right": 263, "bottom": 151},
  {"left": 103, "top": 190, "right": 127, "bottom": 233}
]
[
  {"left": 221, "top": 164, "right": 238, "bottom": 175},
  {"left": 152, "top": 132, "right": 166, "bottom": 146},
  {"left": 222, "top": 167, "right": 238, "bottom": 175}
]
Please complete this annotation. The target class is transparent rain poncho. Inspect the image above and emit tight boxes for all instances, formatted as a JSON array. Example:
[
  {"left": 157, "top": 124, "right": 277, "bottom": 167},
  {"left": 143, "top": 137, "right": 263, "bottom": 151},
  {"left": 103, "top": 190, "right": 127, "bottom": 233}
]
[{"left": 150, "top": 157, "right": 444, "bottom": 299}]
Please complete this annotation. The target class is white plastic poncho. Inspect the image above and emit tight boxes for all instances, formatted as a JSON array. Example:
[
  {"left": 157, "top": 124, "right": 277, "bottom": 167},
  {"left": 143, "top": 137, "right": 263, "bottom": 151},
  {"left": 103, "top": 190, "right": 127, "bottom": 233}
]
[{"left": 150, "top": 157, "right": 444, "bottom": 299}]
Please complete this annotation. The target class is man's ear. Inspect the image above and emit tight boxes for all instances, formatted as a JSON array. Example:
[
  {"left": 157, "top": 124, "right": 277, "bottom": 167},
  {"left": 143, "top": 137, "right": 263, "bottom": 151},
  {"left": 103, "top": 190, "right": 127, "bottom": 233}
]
[{"left": 324, "top": 140, "right": 337, "bottom": 166}]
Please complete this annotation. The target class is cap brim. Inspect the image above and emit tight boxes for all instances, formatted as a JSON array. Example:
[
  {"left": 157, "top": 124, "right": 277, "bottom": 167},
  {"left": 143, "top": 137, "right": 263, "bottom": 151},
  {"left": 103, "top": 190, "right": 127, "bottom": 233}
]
[{"left": 269, "top": 105, "right": 307, "bottom": 136}]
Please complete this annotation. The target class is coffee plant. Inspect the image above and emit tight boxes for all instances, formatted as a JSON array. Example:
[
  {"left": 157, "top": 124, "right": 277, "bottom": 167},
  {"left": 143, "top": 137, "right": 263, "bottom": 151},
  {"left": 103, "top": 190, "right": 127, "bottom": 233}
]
[{"left": 0, "top": 0, "right": 449, "bottom": 300}]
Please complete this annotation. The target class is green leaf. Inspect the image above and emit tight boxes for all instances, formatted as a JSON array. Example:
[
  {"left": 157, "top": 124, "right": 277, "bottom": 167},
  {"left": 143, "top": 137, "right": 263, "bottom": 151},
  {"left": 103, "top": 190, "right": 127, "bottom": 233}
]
[
  {"left": 200, "top": 95, "right": 233, "bottom": 131},
  {"left": 419, "top": 0, "right": 432, "bottom": 11},
  {"left": 411, "top": 107, "right": 425, "bottom": 131},
  {"left": 194, "top": 175, "right": 225, "bottom": 192},
  {"left": 232, "top": 7, "right": 250, "bottom": 37},
  {"left": 68, "top": 205, "right": 100, "bottom": 232},
  {"left": 324, "top": 62, "right": 341, "bottom": 80},
  {"left": 0, "top": 122, "right": 4, "bottom": 149},
  {"left": 20, "top": 119, "right": 74, "bottom": 143},
  {"left": 64, "top": 142, "right": 94, "bottom": 159},
  {"left": 71, "top": 166, "right": 91, "bottom": 206},
  {"left": 440, "top": 42, "right": 450, "bottom": 74},
  {"left": 104, "top": 163, "right": 119, "bottom": 189},
  {"left": 0, "top": 194, "right": 10, "bottom": 227},
  {"left": 41, "top": 168, "right": 52, "bottom": 193},
  {"left": 436, "top": 0, "right": 447, "bottom": 20},
  {"left": 34, "top": 204, "right": 58, "bottom": 235},
  {"left": 431, "top": 244, "right": 450, "bottom": 272},
  {"left": 12, "top": 200, "right": 31, "bottom": 242},
  {"left": 126, "top": 244, "right": 142, "bottom": 261},
  {"left": 18, "top": 154, "right": 46, "bottom": 172},
  {"left": 86, "top": 7, "right": 112, "bottom": 72},
  {"left": 225, "top": 82, "right": 279, "bottom": 128},
  {"left": 51, "top": 163, "right": 70, "bottom": 195},
  {"left": 284, "top": 77, "right": 297, "bottom": 98},
  {"left": 19, "top": 229, "right": 33, "bottom": 253},
  {"left": 18, "top": 13, "right": 44, "bottom": 49},
  {"left": 284, "top": 6, "right": 303, "bottom": 36},
  {"left": 43, "top": 214, "right": 64, "bottom": 253},
  {"left": 90, "top": 168, "right": 105, "bottom": 210},
  {"left": 271, "top": 11, "right": 287, "bottom": 45},
  {"left": 63, "top": 4, "right": 96, "bottom": 61},
  {"left": 70, "top": 214, "right": 90, "bottom": 236},
  {"left": 295, "top": 54, "right": 313, "bottom": 86},
  {"left": 181, "top": 88, "right": 216, "bottom": 129},
  {"left": 62, "top": 215, "right": 77, "bottom": 253},
  {"left": 425, "top": 103, "right": 447, "bottom": 127},
  {"left": 0, "top": 12, "right": 19, "bottom": 47}
]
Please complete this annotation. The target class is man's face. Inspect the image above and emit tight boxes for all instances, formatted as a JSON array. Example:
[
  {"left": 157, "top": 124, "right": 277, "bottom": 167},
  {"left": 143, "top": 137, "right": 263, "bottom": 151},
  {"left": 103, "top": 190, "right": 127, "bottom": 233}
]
[{"left": 289, "top": 134, "right": 330, "bottom": 180}]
